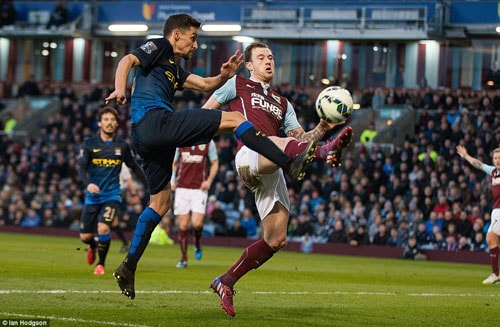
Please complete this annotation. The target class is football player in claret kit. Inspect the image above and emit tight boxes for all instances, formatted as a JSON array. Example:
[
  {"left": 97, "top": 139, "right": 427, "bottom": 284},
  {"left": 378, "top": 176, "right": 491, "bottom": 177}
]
[
  {"left": 456, "top": 145, "right": 500, "bottom": 284},
  {"left": 203, "top": 41, "right": 353, "bottom": 317},
  {"left": 78, "top": 107, "right": 147, "bottom": 275},
  {"left": 171, "top": 140, "right": 219, "bottom": 268}
]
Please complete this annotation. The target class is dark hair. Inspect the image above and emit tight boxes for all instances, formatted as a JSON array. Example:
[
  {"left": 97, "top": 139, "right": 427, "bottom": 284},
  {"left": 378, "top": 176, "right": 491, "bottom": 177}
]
[
  {"left": 163, "top": 13, "right": 201, "bottom": 37},
  {"left": 97, "top": 106, "right": 119, "bottom": 122},
  {"left": 244, "top": 42, "right": 270, "bottom": 63}
]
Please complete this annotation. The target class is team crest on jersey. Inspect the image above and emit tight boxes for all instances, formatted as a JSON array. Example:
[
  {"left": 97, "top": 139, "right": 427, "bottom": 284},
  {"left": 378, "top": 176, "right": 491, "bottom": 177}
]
[
  {"left": 198, "top": 144, "right": 206, "bottom": 151},
  {"left": 272, "top": 94, "right": 281, "bottom": 104},
  {"left": 140, "top": 41, "right": 158, "bottom": 54},
  {"left": 115, "top": 147, "right": 122, "bottom": 156}
]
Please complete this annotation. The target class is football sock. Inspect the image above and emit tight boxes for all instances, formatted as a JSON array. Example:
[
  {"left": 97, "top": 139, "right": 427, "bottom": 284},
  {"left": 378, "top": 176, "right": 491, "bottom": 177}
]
[
  {"left": 193, "top": 227, "right": 202, "bottom": 249},
  {"left": 178, "top": 229, "right": 189, "bottom": 261},
  {"left": 284, "top": 139, "right": 326, "bottom": 162},
  {"left": 126, "top": 207, "right": 161, "bottom": 271},
  {"left": 489, "top": 246, "right": 499, "bottom": 276},
  {"left": 82, "top": 237, "right": 97, "bottom": 249},
  {"left": 235, "top": 121, "right": 292, "bottom": 170},
  {"left": 113, "top": 226, "right": 128, "bottom": 246},
  {"left": 97, "top": 233, "right": 111, "bottom": 265},
  {"left": 221, "top": 239, "right": 276, "bottom": 289}
]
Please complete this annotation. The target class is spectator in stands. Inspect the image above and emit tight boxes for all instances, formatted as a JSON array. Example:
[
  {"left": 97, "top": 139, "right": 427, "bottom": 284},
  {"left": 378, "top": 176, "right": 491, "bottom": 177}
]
[
  {"left": 457, "top": 235, "right": 471, "bottom": 251},
  {"left": 328, "top": 219, "right": 347, "bottom": 243},
  {"left": 46, "top": 0, "right": 68, "bottom": 30},
  {"left": 359, "top": 87, "right": 374, "bottom": 108},
  {"left": 432, "top": 195, "right": 449, "bottom": 216},
  {"left": 444, "top": 233, "right": 458, "bottom": 251},
  {"left": 239, "top": 208, "right": 257, "bottom": 238},
  {"left": 455, "top": 210, "right": 473, "bottom": 239},
  {"left": 471, "top": 232, "right": 486, "bottom": 252},
  {"left": 2, "top": 112, "right": 16, "bottom": 134},
  {"left": 386, "top": 226, "right": 403, "bottom": 247},
  {"left": 210, "top": 201, "right": 227, "bottom": 236},
  {"left": 293, "top": 212, "right": 315, "bottom": 239},
  {"left": 348, "top": 224, "right": 370, "bottom": 247},
  {"left": 20, "top": 208, "right": 40, "bottom": 228},
  {"left": 371, "top": 87, "right": 385, "bottom": 109},
  {"left": 403, "top": 235, "right": 427, "bottom": 260},
  {"left": 17, "top": 75, "right": 40, "bottom": 97},
  {"left": 287, "top": 216, "right": 299, "bottom": 238},
  {"left": 226, "top": 219, "right": 247, "bottom": 238},
  {"left": 372, "top": 222, "right": 389, "bottom": 245},
  {"left": 41, "top": 207, "right": 56, "bottom": 227},
  {"left": 219, "top": 180, "right": 239, "bottom": 210},
  {"left": 425, "top": 211, "right": 443, "bottom": 235},
  {"left": 300, "top": 233, "right": 314, "bottom": 253},
  {"left": 432, "top": 231, "right": 447, "bottom": 250},
  {"left": 312, "top": 211, "right": 330, "bottom": 241},
  {"left": 359, "top": 121, "right": 378, "bottom": 145},
  {"left": 415, "top": 221, "right": 433, "bottom": 248}
]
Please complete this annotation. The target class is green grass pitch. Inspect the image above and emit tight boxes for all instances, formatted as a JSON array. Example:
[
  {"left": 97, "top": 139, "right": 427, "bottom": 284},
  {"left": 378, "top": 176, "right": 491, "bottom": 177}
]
[{"left": 0, "top": 232, "right": 499, "bottom": 327}]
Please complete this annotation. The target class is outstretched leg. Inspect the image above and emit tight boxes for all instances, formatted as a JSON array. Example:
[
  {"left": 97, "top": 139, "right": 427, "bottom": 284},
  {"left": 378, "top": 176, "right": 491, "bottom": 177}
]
[{"left": 218, "top": 112, "right": 317, "bottom": 181}]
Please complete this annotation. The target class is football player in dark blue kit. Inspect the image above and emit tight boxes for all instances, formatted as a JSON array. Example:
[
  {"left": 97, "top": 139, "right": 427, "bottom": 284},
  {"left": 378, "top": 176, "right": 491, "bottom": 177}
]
[
  {"left": 105, "top": 13, "right": 317, "bottom": 299},
  {"left": 78, "top": 107, "right": 147, "bottom": 275}
]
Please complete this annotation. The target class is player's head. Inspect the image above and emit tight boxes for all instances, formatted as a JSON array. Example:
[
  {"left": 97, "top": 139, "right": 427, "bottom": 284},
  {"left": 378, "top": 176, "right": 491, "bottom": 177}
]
[
  {"left": 244, "top": 42, "right": 274, "bottom": 82},
  {"left": 493, "top": 147, "right": 500, "bottom": 168},
  {"left": 163, "top": 14, "right": 201, "bottom": 60},
  {"left": 97, "top": 106, "right": 119, "bottom": 136}
]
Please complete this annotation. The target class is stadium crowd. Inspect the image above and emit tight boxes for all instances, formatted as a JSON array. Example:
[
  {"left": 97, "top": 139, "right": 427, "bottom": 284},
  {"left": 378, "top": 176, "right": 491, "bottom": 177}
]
[{"left": 1, "top": 80, "right": 500, "bottom": 257}]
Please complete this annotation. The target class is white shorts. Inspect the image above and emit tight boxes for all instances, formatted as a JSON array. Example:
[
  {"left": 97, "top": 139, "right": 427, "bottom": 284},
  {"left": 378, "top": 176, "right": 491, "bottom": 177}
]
[
  {"left": 488, "top": 209, "right": 500, "bottom": 235},
  {"left": 235, "top": 146, "right": 289, "bottom": 219},
  {"left": 174, "top": 188, "right": 208, "bottom": 215}
]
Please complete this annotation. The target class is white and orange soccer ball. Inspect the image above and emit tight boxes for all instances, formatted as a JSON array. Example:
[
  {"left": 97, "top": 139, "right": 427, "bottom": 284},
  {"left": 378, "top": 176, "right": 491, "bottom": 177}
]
[{"left": 315, "top": 86, "right": 354, "bottom": 124}]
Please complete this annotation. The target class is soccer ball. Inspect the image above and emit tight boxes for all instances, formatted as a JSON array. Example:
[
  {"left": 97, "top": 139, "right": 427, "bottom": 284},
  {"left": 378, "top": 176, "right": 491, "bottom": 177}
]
[{"left": 315, "top": 86, "right": 353, "bottom": 123}]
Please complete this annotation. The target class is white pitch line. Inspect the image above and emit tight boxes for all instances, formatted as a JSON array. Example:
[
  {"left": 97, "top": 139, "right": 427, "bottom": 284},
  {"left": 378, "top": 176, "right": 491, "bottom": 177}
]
[
  {"left": 0, "top": 289, "right": 499, "bottom": 297},
  {"left": 0, "top": 311, "right": 153, "bottom": 327}
]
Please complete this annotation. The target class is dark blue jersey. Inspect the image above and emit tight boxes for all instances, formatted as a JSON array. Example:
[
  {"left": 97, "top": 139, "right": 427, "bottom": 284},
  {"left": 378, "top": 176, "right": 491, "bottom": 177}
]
[
  {"left": 130, "top": 38, "right": 191, "bottom": 124},
  {"left": 78, "top": 135, "right": 141, "bottom": 205}
]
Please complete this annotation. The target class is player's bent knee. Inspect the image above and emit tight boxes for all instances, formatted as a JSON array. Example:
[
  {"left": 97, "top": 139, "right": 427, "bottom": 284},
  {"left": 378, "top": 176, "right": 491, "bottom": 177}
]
[
  {"left": 221, "top": 111, "right": 246, "bottom": 130},
  {"left": 98, "top": 225, "right": 111, "bottom": 235},
  {"left": 267, "top": 238, "right": 286, "bottom": 251},
  {"left": 79, "top": 234, "right": 93, "bottom": 242}
]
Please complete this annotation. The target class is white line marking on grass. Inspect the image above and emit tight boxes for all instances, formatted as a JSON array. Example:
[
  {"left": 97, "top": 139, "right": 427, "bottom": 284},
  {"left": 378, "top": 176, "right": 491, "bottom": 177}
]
[
  {"left": 0, "top": 311, "right": 153, "bottom": 327},
  {"left": 1, "top": 289, "right": 499, "bottom": 298}
]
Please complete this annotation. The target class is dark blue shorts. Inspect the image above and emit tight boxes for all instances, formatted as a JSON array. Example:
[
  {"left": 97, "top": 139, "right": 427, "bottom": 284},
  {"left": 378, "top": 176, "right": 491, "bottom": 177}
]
[
  {"left": 80, "top": 201, "right": 122, "bottom": 234},
  {"left": 131, "top": 108, "right": 221, "bottom": 195}
]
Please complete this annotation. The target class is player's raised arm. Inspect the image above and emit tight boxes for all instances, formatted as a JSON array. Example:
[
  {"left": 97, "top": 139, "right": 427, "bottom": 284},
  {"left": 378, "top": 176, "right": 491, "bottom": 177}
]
[
  {"left": 456, "top": 145, "right": 484, "bottom": 170},
  {"left": 183, "top": 50, "right": 242, "bottom": 93}
]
